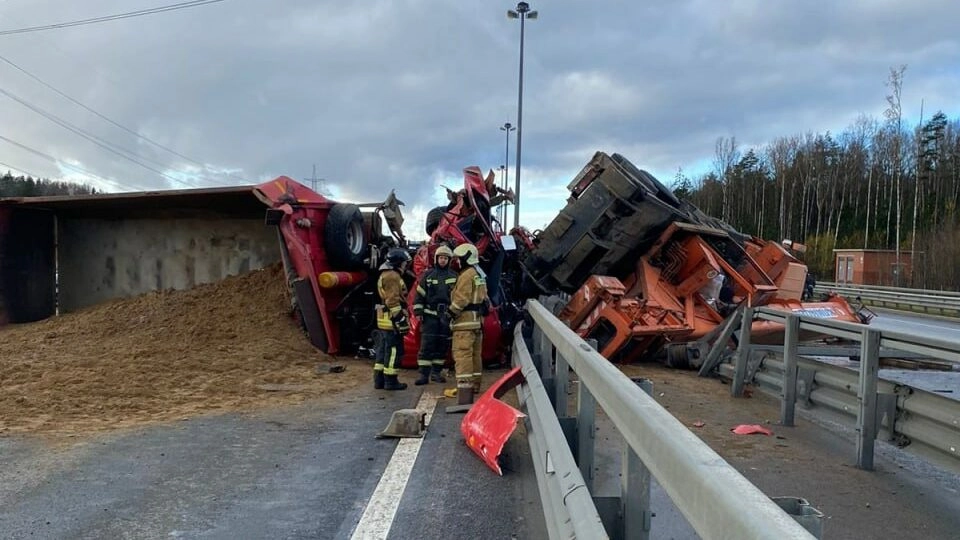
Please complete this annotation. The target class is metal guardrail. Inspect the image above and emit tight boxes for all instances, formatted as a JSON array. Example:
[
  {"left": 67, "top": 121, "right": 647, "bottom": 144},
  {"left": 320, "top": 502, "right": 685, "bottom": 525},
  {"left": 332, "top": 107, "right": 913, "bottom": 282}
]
[
  {"left": 512, "top": 325, "right": 608, "bottom": 539},
  {"left": 815, "top": 282, "right": 960, "bottom": 317},
  {"left": 516, "top": 299, "right": 817, "bottom": 540},
  {"left": 722, "top": 307, "right": 960, "bottom": 474}
]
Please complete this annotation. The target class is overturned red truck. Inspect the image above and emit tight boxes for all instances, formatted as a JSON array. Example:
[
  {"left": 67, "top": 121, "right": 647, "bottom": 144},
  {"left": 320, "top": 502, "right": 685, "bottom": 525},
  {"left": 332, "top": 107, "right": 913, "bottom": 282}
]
[{"left": 255, "top": 151, "right": 868, "bottom": 369}]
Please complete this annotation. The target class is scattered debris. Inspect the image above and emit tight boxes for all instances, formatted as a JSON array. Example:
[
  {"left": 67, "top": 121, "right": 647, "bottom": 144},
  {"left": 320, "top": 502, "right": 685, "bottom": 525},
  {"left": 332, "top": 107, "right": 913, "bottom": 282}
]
[
  {"left": 731, "top": 424, "right": 774, "bottom": 436},
  {"left": 315, "top": 363, "right": 346, "bottom": 375},
  {"left": 377, "top": 409, "right": 426, "bottom": 439},
  {"left": 692, "top": 421, "right": 706, "bottom": 428}
]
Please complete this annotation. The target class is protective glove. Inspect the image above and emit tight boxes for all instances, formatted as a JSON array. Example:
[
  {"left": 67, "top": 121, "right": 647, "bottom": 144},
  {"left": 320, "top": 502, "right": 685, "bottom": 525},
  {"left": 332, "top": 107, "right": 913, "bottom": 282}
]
[{"left": 391, "top": 311, "right": 409, "bottom": 332}]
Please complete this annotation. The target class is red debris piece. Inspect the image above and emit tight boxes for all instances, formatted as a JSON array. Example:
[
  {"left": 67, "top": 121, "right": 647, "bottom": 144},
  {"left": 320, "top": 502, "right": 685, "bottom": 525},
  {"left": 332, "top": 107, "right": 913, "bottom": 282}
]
[
  {"left": 461, "top": 367, "right": 527, "bottom": 476},
  {"left": 692, "top": 421, "right": 705, "bottom": 428},
  {"left": 730, "top": 424, "right": 773, "bottom": 436}
]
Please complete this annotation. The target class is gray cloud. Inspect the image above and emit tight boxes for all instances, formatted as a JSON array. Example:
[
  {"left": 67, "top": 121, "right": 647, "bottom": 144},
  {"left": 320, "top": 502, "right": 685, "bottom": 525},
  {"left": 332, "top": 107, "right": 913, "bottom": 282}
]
[{"left": 1, "top": 0, "right": 958, "bottom": 213}]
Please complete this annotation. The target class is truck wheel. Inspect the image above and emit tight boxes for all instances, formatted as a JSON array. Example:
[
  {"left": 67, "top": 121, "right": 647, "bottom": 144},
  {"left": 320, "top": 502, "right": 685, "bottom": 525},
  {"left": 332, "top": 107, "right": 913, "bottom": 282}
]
[
  {"left": 425, "top": 206, "right": 447, "bottom": 236},
  {"left": 612, "top": 153, "right": 682, "bottom": 208},
  {"left": 325, "top": 203, "right": 367, "bottom": 269},
  {"left": 637, "top": 169, "right": 682, "bottom": 208}
]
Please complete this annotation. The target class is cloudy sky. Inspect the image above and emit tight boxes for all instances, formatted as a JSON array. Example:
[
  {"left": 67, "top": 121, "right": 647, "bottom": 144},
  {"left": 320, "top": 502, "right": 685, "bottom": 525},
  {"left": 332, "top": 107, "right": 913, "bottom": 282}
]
[{"left": 1, "top": 0, "right": 958, "bottom": 237}]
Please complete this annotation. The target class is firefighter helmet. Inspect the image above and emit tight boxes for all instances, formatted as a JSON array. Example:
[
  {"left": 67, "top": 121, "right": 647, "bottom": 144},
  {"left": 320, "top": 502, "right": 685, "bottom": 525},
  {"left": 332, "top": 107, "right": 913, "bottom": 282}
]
[
  {"left": 452, "top": 243, "right": 479, "bottom": 266},
  {"left": 434, "top": 245, "right": 453, "bottom": 264},
  {"left": 385, "top": 248, "right": 411, "bottom": 269}
]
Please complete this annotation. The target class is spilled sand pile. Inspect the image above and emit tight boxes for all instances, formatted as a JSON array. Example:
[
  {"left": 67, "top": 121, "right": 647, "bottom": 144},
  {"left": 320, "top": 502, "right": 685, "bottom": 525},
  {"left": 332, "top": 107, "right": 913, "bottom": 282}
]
[{"left": 0, "top": 263, "right": 368, "bottom": 435}]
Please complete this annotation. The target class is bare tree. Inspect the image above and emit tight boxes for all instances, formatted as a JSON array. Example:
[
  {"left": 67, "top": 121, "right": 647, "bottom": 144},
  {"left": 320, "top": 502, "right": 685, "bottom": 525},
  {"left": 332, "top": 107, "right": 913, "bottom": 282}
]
[
  {"left": 714, "top": 136, "right": 740, "bottom": 222},
  {"left": 767, "top": 137, "right": 795, "bottom": 240},
  {"left": 884, "top": 64, "right": 907, "bottom": 284}
]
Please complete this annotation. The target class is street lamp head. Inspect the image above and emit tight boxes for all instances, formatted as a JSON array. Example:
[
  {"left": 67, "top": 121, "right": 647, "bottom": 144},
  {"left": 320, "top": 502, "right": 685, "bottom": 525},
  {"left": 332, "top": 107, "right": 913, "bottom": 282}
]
[
  {"left": 516, "top": 2, "right": 530, "bottom": 13},
  {"left": 527, "top": 10, "right": 538, "bottom": 19},
  {"left": 501, "top": 122, "right": 514, "bottom": 131},
  {"left": 507, "top": 10, "right": 519, "bottom": 18}
]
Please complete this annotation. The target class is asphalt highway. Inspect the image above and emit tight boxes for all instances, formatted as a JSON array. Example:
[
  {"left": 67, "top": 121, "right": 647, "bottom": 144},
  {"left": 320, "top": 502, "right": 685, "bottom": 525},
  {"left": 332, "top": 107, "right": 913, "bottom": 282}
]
[{"left": 0, "top": 378, "right": 545, "bottom": 539}]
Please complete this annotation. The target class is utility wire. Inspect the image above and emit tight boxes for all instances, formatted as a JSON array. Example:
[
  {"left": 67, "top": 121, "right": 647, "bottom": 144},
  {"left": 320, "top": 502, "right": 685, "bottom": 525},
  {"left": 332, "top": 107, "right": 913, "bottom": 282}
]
[
  {"left": 1, "top": 84, "right": 186, "bottom": 172},
  {"left": 0, "top": 134, "right": 148, "bottom": 192},
  {"left": 0, "top": 1, "right": 229, "bottom": 37},
  {"left": 0, "top": 85, "right": 207, "bottom": 189},
  {"left": 0, "top": 53, "right": 247, "bottom": 183},
  {"left": 0, "top": 160, "right": 43, "bottom": 179}
]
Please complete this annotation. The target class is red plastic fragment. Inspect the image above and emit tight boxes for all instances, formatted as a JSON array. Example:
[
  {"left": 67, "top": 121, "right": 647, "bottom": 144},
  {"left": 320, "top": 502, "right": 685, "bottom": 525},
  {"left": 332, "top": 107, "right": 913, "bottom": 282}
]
[
  {"left": 460, "top": 367, "right": 526, "bottom": 476},
  {"left": 731, "top": 424, "right": 773, "bottom": 436}
]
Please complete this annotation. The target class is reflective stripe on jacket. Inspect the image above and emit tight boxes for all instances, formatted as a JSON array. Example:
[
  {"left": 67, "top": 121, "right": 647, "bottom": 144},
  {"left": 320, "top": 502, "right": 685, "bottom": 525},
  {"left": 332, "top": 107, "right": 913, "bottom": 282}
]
[
  {"left": 377, "top": 269, "right": 407, "bottom": 330},
  {"left": 413, "top": 266, "right": 457, "bottom": 317},
  {"left": 448, "top": 266, "right": 488, "bottom": 330}
]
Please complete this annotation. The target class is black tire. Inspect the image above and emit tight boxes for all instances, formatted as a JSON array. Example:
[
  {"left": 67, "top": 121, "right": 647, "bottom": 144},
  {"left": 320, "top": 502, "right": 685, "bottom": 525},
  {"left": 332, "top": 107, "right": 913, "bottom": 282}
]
[
  {"left": 325, "top": 203, "right": 367, "bottom": 269},
  {"left": 638, "top": 169, "right": 682, "bottom": 208},
  {"left": 612, "top": 153, "right": 682, "bottom": 208},
  {"left": 425, "top": 206, "right": 447, "bottom": 236}
]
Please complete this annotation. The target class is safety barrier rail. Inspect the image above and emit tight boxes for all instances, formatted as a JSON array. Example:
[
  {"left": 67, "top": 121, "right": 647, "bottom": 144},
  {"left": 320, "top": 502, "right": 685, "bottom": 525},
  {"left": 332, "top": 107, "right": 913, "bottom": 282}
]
[
  {"left": 516, "top": 299, "right": 817, "bottom": 540},
  {"left": 721, "top": 307, "right": 960, "bottom": 474},
  {"left": 815, "top": 282, "right": 960, "bottom": 317}
]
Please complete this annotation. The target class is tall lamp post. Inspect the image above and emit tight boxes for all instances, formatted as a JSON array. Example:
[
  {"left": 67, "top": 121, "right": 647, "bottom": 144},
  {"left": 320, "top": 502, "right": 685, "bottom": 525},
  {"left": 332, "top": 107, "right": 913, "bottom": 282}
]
[
  {"left": 499, "top": 122, "right": 515, "bottom": 228},
  {"left": 498, "top": 164, "right": 507, "bottom": 225},
  {"left": 507, "top": 2, "right": 537, "bottom": 230}
]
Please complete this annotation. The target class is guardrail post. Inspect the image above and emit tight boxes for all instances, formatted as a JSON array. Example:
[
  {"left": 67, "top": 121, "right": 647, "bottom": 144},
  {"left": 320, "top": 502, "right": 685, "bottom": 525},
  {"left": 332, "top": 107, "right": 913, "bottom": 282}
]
[
  {"left": 623, "top": 378, "right": 654, "bottom": 540},
  {"left": 856, "top": 328, "right": 881, "bottom": 470},
  {"left": 781, "top": 314, "right": 800, "bottom": 427},
  {"left": 578, "top": 339, "right": 598, "bottom": 492},
  {"left": 732, "top": 306, "right": 754, "bottom": 397},
  {"left": 555, "top": 351, "right": 569, "bottom": 416},
  {"left": 532, "top": 322, "right": 545, "bottom": 375}
]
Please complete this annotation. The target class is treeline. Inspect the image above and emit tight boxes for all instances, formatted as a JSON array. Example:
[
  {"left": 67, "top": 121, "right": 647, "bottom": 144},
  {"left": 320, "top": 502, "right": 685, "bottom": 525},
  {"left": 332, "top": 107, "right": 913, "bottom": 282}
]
[
  {"left": 678, "top": 67, "right": 960, "bottom": 290},
  {"left": 1, "top": 171, "right": 98, "bottom": 197}
]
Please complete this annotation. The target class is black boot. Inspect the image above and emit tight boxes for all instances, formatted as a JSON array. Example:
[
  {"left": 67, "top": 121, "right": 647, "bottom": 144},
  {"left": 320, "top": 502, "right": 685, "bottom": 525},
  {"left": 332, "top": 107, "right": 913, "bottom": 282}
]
[
  {"left": 384, "top": 374, "right": 408, "bottom": 391},
  {"left": 430, "top": 365, "right": 446, "bottom": 383},
  {"left": 374, "top": 370, "right": 385, "bottom": 390},
  {"left": 414, "top": 366, "right": 430, "bottom": 386}
]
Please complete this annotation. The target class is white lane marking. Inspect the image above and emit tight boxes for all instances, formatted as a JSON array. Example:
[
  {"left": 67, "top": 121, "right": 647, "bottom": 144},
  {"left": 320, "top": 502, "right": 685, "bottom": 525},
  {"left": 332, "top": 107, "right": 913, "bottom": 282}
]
[{"left": 350, "top": 391, "right": 439, "bottom": 540}]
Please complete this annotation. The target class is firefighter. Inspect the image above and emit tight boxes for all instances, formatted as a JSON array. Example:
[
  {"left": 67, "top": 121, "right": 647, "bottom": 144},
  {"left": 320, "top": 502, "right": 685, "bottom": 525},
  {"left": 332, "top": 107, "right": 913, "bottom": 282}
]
[
  {"left": 374, "top": 247, "right": 412, "bottom": 391},
  {"left": 447, "top": 243, "right": 489, "bottom": 405},
  {"left": 412, "top": 245, "right": 457, "bottom": 386}
]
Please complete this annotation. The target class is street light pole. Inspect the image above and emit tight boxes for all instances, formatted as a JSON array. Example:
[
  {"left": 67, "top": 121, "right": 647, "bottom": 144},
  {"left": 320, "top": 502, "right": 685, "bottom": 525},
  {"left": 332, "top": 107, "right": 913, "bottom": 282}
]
[
  {"left": 498, "top": 164, "right": 506, "bottom": 225},
  {"left": 507, "top": 2, "right": 537, "bottom": 230},
  {"left": 499, "top": 121, "right": 515, "bottom": 229}
]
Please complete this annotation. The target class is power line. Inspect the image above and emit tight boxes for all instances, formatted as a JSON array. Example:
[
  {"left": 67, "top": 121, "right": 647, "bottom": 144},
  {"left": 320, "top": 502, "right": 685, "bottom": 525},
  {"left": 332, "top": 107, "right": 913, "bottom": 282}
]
[
  {"left": 0, "top": 134, "right": 148, "bottom": 192},
  {"left": 0, "top": 160, "right": 43, "bottom": 179},
  {"left": 0, "top": 85, "right": 210, "bottom": 189},
  {"left": 0, "top": 1, "right": 229, "bottom": 37},
  {"left": 0, "top": 53, "right": 248, "bottom": 183}
]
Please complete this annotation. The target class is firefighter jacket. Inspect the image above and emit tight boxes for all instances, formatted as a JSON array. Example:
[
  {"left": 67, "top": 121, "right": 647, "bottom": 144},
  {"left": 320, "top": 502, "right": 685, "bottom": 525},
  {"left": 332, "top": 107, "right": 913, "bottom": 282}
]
[
  {"left": 448, "top": 265, "right": 488, "bottom": 331},
  {"left": 413, "top": 266, "right": 458, "bottom": 319},
  {"left": 377, "top": 269, "right": 408, "bottom": 331}
]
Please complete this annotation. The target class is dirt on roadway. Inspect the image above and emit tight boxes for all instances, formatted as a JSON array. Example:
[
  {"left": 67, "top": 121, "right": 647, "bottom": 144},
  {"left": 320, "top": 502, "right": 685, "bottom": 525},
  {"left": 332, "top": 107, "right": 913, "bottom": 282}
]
[
  {"left": 620, "top": 363, "right": 960, "bottom": 540},
  {"left": 0, "top": 263, "right": 369, "bottom": 437}
]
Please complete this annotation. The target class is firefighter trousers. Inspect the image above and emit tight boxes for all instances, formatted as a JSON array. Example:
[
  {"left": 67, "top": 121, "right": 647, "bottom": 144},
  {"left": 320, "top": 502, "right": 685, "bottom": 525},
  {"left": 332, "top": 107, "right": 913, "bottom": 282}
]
[
  {"left": 375, "top": 329, "right": 404, "bottom": 376},
  {"left": 417, "top": 315, "right": 451, "bottom": 368},
  {"left": 452, "top": 329, "right": 482, "bottom": 392}
]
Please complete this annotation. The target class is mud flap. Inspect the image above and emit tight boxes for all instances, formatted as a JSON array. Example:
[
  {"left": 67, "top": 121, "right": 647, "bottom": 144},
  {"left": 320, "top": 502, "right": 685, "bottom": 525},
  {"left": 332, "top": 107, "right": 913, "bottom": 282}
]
[
  {"left": 292, "top": 278, "right": 329, "bottom": 352},
  {"left": 460, "top": 366, "right": 526, "bottom": 476}
]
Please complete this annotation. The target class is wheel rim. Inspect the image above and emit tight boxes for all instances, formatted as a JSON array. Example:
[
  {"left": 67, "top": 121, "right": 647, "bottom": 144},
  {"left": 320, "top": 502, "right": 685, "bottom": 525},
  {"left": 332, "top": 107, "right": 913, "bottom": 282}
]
[{"left": 346, "top": 221, "right": 364, "bottom": 254}]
